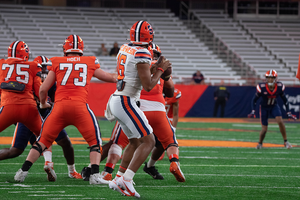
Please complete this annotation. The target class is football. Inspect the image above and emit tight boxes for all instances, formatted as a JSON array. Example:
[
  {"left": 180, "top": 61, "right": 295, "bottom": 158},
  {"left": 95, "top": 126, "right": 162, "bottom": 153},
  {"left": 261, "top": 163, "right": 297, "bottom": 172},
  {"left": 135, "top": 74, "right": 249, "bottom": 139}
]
[{"left": 161, "top": 67, "right": 172, "bottom": 81}]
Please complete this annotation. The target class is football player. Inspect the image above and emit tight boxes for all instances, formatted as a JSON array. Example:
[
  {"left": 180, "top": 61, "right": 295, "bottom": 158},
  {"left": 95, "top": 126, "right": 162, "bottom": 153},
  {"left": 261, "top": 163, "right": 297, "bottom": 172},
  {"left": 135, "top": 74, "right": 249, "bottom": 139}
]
[
  {"left": 14, "top": 34, "right": 117, "bottom": 184},
  {"left": 248, "top": 70, "right": 296, "bottom": 149},
  {"left": 141, "top": 45, "right": 185, "bottom": 182},
  {"left": 165, "top": 87, "right": 181, "bottom": 129},
  {"left": 157, "top": 87, "right": 181, "bottom": 160},
  {"left": 97, "top": 44, "right": 185, "bottom": 184},
  {"left": 106, "top": 21, "right": 171, "bottom": 198},
  {"left": 0, "top": 55, "right": 82, "bottom": 180},
  {"left": 0, "top": 41, "right": 42, "bottom": 155}
]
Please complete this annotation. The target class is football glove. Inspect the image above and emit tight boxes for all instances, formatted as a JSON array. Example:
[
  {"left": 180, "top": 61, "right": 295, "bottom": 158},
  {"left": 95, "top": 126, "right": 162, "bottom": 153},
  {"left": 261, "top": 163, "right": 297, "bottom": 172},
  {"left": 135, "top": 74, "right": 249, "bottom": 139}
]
[
  {"left": 287, "top": 112, "right": 297, "bottom": 121},
  {"left": 247, "top": 110, "right": 256, "bottom": 118}
]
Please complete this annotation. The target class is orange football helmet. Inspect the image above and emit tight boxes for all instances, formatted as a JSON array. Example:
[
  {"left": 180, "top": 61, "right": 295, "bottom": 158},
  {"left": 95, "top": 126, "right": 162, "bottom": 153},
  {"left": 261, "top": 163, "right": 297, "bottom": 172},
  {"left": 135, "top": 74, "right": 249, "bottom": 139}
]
[
  {"left": 265, "top": 70, "right": 278, "bottom": 86},
  {"left": 130, "top": 20, "right": 154, "bottom": 45},
  {"left": 63, "top": 34, "right": 84, "bottom": 55},
  {"left": 8, "top": 41, "right": 30, "bottom": 61},
  {"left": 148, "top": 43, "right": 161, "bottom": 60},
  {"left": 33, "top": 55, "right": 49, "bottom": 65}
]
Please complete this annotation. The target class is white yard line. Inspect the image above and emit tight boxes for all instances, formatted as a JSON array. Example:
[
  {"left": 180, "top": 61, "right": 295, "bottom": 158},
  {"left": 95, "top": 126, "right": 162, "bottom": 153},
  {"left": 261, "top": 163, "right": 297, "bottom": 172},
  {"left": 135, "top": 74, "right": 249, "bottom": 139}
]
[{"left": 232, "top": 124, "right": 297, "bottom": 128}]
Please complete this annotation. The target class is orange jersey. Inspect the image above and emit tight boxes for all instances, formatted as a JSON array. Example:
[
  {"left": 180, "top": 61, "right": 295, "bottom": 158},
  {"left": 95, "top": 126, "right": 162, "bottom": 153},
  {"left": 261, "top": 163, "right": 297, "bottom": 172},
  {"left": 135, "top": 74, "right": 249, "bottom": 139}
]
[
  {"left": 49, "top": 56, "right": 100, "bottom": 103},
  {"left": 140, "top": 79, "right": 165, "bottom": 104},
  {"left": 0, "top": 58, "right": 42, "bottom": 106},
  {"left": 140, "top": 60, "right": 165, "bottom": 104},
  {"left": 165, "top": 89, "right": 181, "bottom": 118}
]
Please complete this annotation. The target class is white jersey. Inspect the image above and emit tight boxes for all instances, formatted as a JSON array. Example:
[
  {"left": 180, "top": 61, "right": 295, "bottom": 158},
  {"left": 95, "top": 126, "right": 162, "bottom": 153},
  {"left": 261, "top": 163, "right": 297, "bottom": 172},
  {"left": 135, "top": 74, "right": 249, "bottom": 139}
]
[{"left": 113, "top": 43, "right": 152, "bottom": 99}]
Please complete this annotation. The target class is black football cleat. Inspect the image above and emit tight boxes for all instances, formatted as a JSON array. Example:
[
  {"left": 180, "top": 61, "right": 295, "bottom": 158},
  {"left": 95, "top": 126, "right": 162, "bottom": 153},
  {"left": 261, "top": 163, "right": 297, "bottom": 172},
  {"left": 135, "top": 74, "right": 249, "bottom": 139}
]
[{"left": 143, "top": 162, "right": 164, "bottom": 180}]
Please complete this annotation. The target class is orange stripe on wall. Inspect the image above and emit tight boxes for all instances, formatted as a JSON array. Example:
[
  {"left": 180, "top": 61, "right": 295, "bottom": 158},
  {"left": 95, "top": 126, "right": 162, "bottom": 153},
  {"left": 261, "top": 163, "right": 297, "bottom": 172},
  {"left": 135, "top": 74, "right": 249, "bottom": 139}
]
[
  {"left": 87, "top": 83, "right": 208, "bottom": 117},
  {"left": 87, "top": 83, "right": 116, "bottom": 117}
]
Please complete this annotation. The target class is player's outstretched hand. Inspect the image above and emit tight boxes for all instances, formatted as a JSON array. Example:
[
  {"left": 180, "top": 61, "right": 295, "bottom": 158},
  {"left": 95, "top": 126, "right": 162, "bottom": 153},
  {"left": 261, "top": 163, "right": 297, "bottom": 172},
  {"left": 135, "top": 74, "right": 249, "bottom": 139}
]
[
  {"left": 287, "top": 112, "right": 297, "bottom": 121},
  {"left": 247, "top": 110, "right": 256, "bottom": 118}
]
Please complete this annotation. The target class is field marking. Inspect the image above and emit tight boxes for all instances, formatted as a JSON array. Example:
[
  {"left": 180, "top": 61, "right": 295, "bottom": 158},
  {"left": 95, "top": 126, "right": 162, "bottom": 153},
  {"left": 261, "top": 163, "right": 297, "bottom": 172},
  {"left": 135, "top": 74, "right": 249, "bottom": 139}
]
[
  {"left": 1, "top": 163, "right": 300, "bottom": 168},
  {"left": 47, "top": 198, "right": 104, "bottom": 200},
  {"left": 0, "top": 137, "right": 289, "bottom": 147},
  {"left": 181, "top": 156, "right": 300, "bottom": 160},
  {"left": 2, "top": 184, "right": 300, "bottom": 190},
  {"left": 9, "top": 191, "right": 65, "bottom": 193},
  {"left": 232, "top": 124, "right": 297, "bottom": 128},
  {"left": 180, "top": 150, "right": 300, "bottom": 154},
  {"left": 28, "top": 195, "right": 84, "bottom": 197}
]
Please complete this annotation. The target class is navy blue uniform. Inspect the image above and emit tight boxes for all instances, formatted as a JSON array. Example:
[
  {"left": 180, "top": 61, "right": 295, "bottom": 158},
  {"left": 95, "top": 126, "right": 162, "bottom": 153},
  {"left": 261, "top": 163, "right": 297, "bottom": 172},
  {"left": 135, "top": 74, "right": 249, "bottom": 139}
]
[
  {"left": 251, "top": 82, "right": 289, "bottom": 126},
  {"left": 12, "top": 84, "right": 67, "bottom": 150}
]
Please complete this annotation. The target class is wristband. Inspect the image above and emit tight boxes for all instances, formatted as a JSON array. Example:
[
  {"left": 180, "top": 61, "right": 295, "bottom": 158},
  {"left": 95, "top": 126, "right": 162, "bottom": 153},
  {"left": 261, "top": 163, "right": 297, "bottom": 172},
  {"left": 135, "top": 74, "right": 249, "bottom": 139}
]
[{"left": 157, "top": 67, "right": 164, "bottom": 73}]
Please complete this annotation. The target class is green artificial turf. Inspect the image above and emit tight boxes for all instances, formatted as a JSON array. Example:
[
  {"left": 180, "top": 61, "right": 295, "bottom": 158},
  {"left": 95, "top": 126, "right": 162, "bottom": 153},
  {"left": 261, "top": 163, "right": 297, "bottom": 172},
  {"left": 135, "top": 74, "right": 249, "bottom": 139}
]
[{"left": 0, "top": 119, "right": 299, "bottom": 200}]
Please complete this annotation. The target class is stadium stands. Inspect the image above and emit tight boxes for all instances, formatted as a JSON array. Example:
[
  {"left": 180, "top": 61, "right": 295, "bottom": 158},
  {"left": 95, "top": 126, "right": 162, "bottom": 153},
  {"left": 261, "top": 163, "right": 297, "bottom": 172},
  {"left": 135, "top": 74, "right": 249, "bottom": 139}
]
[
  {"left": 0, "top": 4, "right": 298, "bottom": 85},
  {"left": 191, "top": 9, "right": 299, "bottom": 85},
  {"left": 0, "top": 4, "right": 244, "bottom": 85}
]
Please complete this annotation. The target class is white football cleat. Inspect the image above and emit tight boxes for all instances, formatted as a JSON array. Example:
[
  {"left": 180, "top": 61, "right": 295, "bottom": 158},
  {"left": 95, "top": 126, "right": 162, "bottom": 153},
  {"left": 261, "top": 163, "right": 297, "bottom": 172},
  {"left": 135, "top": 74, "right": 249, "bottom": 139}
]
[
  {"left": 89, "top": 173, "right": 109, "bottom": 185},
  {"left": 113, "top": 176, "right": 140, "bottom": 198},
  {"left": 256, "top": 143, "right": 262, "bottom": 149},
  {"left": 14, "top": 169, "right": 28, "bottom": 182},
  {"left": 109, "top": 177, "right": 131, "bottom": 197},
  {"left": 284, "top": 141, "right": 292, "bottom": 149},
  {"left": 69, "top": 171, "right": 83, "bottom": 179},
  {"left": 44, "top": 161, "right": 57, "bottom": 182}
]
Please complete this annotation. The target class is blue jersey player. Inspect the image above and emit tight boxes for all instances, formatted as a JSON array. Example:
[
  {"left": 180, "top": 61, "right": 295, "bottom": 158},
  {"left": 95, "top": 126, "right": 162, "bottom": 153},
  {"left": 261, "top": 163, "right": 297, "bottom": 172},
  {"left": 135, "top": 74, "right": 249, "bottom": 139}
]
[
  {"left": 248, "top": 70, "right": 296, "bottom": 149},
  {"left": 0, "top": 56, "right": 82, "bottom": 180}
]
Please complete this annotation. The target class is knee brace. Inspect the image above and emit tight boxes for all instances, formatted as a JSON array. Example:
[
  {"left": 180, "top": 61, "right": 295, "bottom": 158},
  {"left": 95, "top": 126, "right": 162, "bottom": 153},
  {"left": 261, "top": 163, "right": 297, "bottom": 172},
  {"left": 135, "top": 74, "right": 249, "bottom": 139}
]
[
  {"left": 88, "top": 144, "right": 102, "bottom": 155},
  {"left": 31, "top": 142, "right": 45, "bottom": 155},
  {"left": 108, "top": 143, "right": 122, "bottom": 157},
  {"left": 166, "top": 143, "right": 178, "bottom": 150}
]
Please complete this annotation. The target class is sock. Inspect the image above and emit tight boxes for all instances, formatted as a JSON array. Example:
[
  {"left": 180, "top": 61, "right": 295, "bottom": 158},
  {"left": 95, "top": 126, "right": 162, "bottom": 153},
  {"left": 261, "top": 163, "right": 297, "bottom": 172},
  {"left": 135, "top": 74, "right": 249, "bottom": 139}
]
[
  {"left": 43, "top": 150, "right": 52, "bottom": 163},
  {"left": 21, "top": 160, "right": 33, "bottom": 171},
  {"left": 88, "top": 163, "right": 91, "bottom": 168},
  {"left": 91, "top": 164, "right": 99, "bottom": 174},
  {"left": 104, "top": 163, "right": 115, "bottom": 174},
  {"left": 123, "top": 169, "right": 135, "bottom": 181},
  {"left": 147, "top": 157, "right": 156, "bottom": 168},
  {"left": 169, "top": 154, "right": 179, "bottom": 163},
  {"left": 116, "top": 171, "right": 124, "bottom": 177},
  {"left": 68, "top": 164, "right": 75, "bottom": 173}
]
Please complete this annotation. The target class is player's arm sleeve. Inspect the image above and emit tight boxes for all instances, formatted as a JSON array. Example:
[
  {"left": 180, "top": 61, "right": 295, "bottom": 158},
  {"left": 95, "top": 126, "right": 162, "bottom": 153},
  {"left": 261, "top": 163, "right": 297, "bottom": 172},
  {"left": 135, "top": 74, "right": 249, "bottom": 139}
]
[
  {"left": 251, "top": 93, "right": 260, "bottom": 110},
  {"left": 280, "top": 93, "right": 290, "bottom": 112}
]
